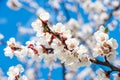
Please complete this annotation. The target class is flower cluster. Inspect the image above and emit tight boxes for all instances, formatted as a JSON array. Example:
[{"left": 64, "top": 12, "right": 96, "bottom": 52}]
[
  {"left": 4, "top": 11, "right": 90, "bottom": 70},
  {"left": 4, "top": 38, "right": 27, "bottom": 60},
  {"left": 93, "top": 26, "right": 118, "bottom": 61},
  {"left": 30, "top": 12, "right": 90, "bottom": 68},
  {"left": 7, "top": 64, "right": 27, "bottom": 80},
  {"left": 4, "top": 0, "right": 120, "bottom": 80}
]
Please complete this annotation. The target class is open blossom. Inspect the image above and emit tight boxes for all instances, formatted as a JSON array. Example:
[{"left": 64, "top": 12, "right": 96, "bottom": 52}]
[
  {"left": 78, "top": 45, "right": 88, "bottom": 53},
  {"left": 93, "top": 26, "right": 118, "bottom": 61},
  {"left": 53, "top": 23, "right": 72, "bottom": 38},
  {"left": 76, "top": 45, "right": 90, "bottom": 66},
  {"left": 96, "top": 69, "right": 110, "bottom": 80},
  {"left": 4, "top": 38, "right": 27, "bottom": 59},
  {"left": 77, "top": 45, "right": 88, "bottom": 58},
  {"left": 7, "top": 37, "right": 16, "bottom": 46},
  {"left": 31, "top": 19, "right": 42, "bottom": 31},
  {"left": 39, "top": 11, "right": 50, "bottom": 22},
  {"left": 65, "top": 38, "right": 79, "bottom": 50},
  {"left": 53, "top": 23, "right": 66, "bottom": 33},
  {"left": 4, "top": 38, "right": 17, "bottom": 58},
  {"left": 51, "top": 39, "right": 64, "bottom": 54},
  {"left": 31, "top": 19, "right": 43, "bottom": 37},
  {"left": 7, "top": 64, "right": 28, "bottom": 80},
  {"left": 4, "top": 46, "right": 14, "bottom": 58},
  {"left": 7, "top": 0, "right": 22, "bottom": 10},
  {"left": 94, "top": 26, "right": 109, "bottom": 43},
  {"left": 107, "top": 38, "right": 118, "bottom": 50},
  {"left": 94, "top": 32, "right": 108, "bottom": 43},
  {"left": 14, "top": 46, "right": 27, "bottom": 60},
  {"left": 26, "top": 41, "right": 43, "bottom": 61}
]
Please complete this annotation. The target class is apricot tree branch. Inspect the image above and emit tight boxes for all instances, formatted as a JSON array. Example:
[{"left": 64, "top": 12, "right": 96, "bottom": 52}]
[{"left": 90, "top": 58, "right": 120, "bottom": 72}]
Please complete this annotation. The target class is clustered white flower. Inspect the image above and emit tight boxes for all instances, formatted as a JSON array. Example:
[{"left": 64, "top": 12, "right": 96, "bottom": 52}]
[
  {"left": 4, "top": 38, "right": 27, "bottom": 60},
  {"left": 4, "top": 11, "right": 90, "bottom": 70},
  {"left": 4, "top": 0, "right": 120, "bottom": 80},
  {"left": 7, "top": 64, "right": 28, "bottom": 80},
  {"left": 4, "top": 11, "right": 119, "bottom": 72},
  {"left": 93, "top": 26, "right": 118, "bottom": 62},
  {"left": 4, "top": 3, "right": 118, "bottom": 80}
]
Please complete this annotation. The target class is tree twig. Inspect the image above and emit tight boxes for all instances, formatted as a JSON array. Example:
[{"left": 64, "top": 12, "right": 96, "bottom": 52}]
[
  {"left": 62, "top": 63, "right": 66, "bottom": 80},
  {"left": 90, "top": 58, "right": 120, "bottom": 72},
  {"left": 48, "top": 64, "right": 53, "bottom": 80}
]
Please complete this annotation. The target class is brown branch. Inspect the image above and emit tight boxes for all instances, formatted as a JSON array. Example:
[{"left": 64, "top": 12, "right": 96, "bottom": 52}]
[
  {"left": 78, "top": 3, "right": 120, "bottom": 57},
  {"left": 62, "top": 63, "right": 66, "bottom": 80},
  {"left": 90, "top": 58, "right": 120, "bottom": 72},
  {"left": 41, "top": 22, "right": 68, "bottom": 80},
  {"left": 85, "top": 3, "right": 120, "bottom": 73}
]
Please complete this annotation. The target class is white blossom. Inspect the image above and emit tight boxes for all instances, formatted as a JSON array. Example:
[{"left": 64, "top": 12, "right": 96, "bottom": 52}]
[
  {"left": 7, "top": 0, "right": 22, "bottom": 10},
  {"left": 39, "top": 11, "right": 50, "bottom": 21},
  {"left": 107, "top": 38, "right": 118, "bottom": 49},
  {"left": 96, "top": 69, "right": 110, "bottom": 80},
  {"left": 65, "top": 38, "right": 79, "bottom": 50},
  {"left": 4, "top": 47, "right": 14, "bottom": 58},
  {"left": 94, "top": 28, "right": 109, "bottom": 44},
  {"left": 4, "top": 38, "right": 16, "bottom": 58},
  {"left": 31, "top": 19, "right": 43, "bottom": 37},
  {"left": 7, "top": 64, "right": 27, "bottom": 80}
]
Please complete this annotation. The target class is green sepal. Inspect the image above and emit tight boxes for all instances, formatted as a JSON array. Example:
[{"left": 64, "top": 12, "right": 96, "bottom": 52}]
[{"left": 104, "top": 27, "right": 108, "bottom": 33}]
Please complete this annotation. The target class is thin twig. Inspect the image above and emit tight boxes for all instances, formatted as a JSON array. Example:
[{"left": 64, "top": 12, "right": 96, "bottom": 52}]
[
  {"left": 90, "top": 58, "right": 120, "bottom": 72},
  {"left": 62, "top": 63, "right": 66, "bottom": 80},
  {"left": 48, "top": 64, "right": 53, "bottom": 80}
]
